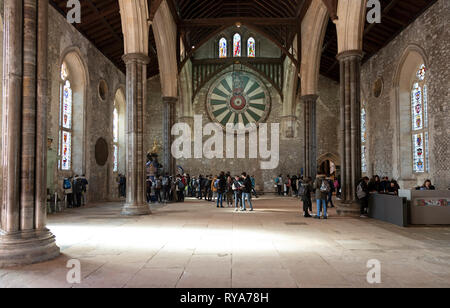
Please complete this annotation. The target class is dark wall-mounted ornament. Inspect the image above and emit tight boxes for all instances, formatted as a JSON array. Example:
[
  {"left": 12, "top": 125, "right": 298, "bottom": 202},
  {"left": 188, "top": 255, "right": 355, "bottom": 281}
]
[{"left": 95, "top": 137, "right": 109, "bottom": 166}]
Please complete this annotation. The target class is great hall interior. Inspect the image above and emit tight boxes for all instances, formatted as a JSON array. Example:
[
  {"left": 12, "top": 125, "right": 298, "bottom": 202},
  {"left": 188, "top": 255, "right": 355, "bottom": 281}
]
[{"left": 0, "top": 0, "right": 449, "bottom": 288}]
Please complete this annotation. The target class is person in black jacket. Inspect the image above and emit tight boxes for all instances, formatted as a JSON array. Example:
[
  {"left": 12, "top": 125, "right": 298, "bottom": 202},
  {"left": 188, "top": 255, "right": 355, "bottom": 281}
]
[
  {"left": 299, "top": 179, "right": 313, "bottom": 217},
  {"left": 241, "top": 172, "right": 254, "bottom": 211},
  {"left": 216, "top": 172, "right": 227, "bottom": 208},
  {"left": 357, "top": 177, "right": 370, "bottom": 217}
]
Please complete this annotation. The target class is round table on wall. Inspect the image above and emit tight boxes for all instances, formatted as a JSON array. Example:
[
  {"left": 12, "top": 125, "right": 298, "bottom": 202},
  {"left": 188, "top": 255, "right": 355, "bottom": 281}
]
[{"left": 206, "top": 71, "right": 271, "bottom": 128}]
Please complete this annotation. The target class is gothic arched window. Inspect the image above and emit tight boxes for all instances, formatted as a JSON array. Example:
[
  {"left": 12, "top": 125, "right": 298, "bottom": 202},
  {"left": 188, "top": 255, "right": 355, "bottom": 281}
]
[
  {"left": 219, "top": 37, "right": 227, "bottom": 58},
  {"left": 361, "top": 103, "right": 368, "bottom": 173},
  {"left": 59, "top": 62, "right": 72, "bottom": 171},
  {"left": 411, "top": 64, "right": 429, "bottom": 173},
  {"left": 233, "top": 33, "right": 241, "bottom": 57},
  {"left": 113, "top": 107, "right": 119, "bottom": 172},
  {"left": 247, "top": 37, "right": 255, "bottom": 58}
]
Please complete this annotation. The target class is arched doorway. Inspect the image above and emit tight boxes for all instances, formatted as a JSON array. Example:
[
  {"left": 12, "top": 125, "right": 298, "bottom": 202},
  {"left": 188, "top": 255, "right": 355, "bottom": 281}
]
[{"left": 317, "top": 153, "right": 340, "bottom": 177}]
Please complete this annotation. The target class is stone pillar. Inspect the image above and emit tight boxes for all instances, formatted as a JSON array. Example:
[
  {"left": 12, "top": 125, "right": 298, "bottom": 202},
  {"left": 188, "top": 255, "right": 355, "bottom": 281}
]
[
  {"left": 336, "top": 50, "right": 363, "bottom": 215},
  {"left": 162, "top": 96, "right": 177, "bottom": 176},
  {"left": 0, "top": 0, "right": 59, "bottom": 268},
  {"left": 301, "top": 95, "right": 318, "bottom": 179},
  {"left": 122, "top": 53, "right": 151, "bottom": 216}
]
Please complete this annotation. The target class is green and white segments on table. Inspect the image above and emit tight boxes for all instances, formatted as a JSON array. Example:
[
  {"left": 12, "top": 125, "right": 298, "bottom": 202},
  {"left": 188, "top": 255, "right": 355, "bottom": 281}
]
[{"left": 206, "top": 71, "right": 271, "bottom": 128}]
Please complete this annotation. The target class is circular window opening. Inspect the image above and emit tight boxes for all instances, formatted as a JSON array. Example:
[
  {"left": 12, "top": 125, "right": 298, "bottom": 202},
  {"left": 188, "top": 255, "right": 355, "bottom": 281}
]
[
  {"left": 95, "top": 138, "right": 109, "bottom": 166},
  {"left": 373, "top": 78, "right": 383, "bottom": 98},
  {"left": 98, "top": 80, "right": 108, "bottom": 101}
]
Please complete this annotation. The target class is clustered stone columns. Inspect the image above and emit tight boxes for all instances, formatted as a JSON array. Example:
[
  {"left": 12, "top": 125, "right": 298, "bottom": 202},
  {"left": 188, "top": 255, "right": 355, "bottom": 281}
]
[
  {"left": 162, "top": 96, "right": 177, "bottom": 176},
  {"left": 336, "top": 50, "right": 363, "bottom": 215},
  {"left": 121, "top": 53, "right": 151, "bottom": 216},
  {"left": 302, "top": 95, "right": 319, "bottom": 179},
  {"left": 0, "top": 0, "right": 60, "bottom": 267}
]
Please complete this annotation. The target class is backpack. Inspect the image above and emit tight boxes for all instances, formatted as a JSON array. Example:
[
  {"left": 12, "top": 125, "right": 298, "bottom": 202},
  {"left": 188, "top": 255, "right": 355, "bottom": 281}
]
[
  {"left": 356, "top": 182, "right": 367, "bottom": 199},
  {"left": 63, "top": 178, "right": 71, "bottom": 189},
  {"left": 275, "top": 177, "right": 279, "bottom": 184},
  {"left": 320, "top": 180, "right": 330, "bottom": 193},
  {"left": 178, "top": 180, "right": 185, "bottom": 190},
  {"left": 162, "top": 177, "right": 168, "bottom": 186},
  {"left": 155, "top": 179, "right": 162, "bottom": 189},
  {"left": 298, "top": 184, "right": 307, "bottom": 197},
  {"left": 214, "top": 179, "right": 219, "bottom": 188}
]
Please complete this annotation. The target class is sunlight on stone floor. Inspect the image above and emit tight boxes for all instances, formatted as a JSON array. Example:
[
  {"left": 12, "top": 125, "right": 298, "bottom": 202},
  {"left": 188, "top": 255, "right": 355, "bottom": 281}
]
[{"left": 1, "top": 197, "right": 449, "bottom": 288}]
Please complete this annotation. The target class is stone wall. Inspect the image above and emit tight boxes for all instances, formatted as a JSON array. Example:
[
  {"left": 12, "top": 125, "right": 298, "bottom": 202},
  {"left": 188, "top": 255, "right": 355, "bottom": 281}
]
[
  {"left": 45, "top": 5, "right": 125, "bottom": 201},
  {"left": 361, "top": 0, "right": 450, "bottom": 189},
  {"left": 316, "top": 75, "right": 341, "bottom": 166}
]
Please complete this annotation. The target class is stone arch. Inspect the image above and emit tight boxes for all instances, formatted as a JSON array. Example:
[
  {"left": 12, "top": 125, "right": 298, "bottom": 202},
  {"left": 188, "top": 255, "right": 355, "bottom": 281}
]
[
  {"left": 301, "top": 0, "right": 329, "bottom": 95},
  {"left": 317, "top": 152, "right": 340, "bottom": 176},
  {"left": 392, "top": 44, "right": 429, "bottom": 187},
  {"left": 153, "top": 0, "right": 178, "bottom": 98},
  {"left": 58, "top": 47, "right": 89, "bottom": 176},
  {"left": 336, "top": 0, "right": 367, "bottom": 53}
]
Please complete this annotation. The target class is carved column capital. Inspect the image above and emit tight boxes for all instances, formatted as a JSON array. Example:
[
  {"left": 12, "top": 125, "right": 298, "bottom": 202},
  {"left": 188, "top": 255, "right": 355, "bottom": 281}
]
[
  {"left": 300, "top": 94, "right": 319, "bottom": 103},
  {"left": 336, "top": 50, "right": 364, "bottom": 62},
  {"left": 122, "top": 53, "right": 150, "bottom": 65}
]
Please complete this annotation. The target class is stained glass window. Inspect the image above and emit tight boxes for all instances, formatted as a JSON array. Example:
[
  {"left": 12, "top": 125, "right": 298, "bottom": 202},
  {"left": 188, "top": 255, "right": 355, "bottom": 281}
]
[
  {"left": 247, "top": 37, "right": 255, "bottom": 58},
  {"left": 233, "top": 33, "right": 241, "bottom": 57},
  {"left": 61, "top": 131, "right": 72, "bottom": 171},
  {"left": 113, "top": 107, "right": 119, "bottom": 172},
  {"left": 59, "top": 62, "right": 72, "bottom": 171},
  {"left": 219, "top": 38, "right": 227, "bottom": 58},
  {"left": 411, "top": 64, "right": 429, "bottom": 173},
  {"left": 62, "top": 80, "right": 72, "bottom": 129},
  {"left": 361, "top": 105, "right": 367, "bottom": 173}
]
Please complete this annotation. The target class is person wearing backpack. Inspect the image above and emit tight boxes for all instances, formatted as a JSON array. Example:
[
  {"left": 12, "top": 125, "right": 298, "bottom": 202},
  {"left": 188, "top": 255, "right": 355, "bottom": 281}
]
[
  {"left": 226, "top": 175, "right": 234, "bottom": 207},
  {"left": 232, "top": 175, "right": 243, "bottom": 211},
  {"left": 211, "top": 175, "right": 218, "bottom": 203},
  {"left": 326, "top": 177, "right": 335, "bottom": 208},
  {"left": 298, "top": 178, "right": 312, "bottom": 217},
  {"left": 357, "top": 177, "right": 370, "bottom": 217},
  {"left": 241, "top": 172, "right": 254, "bottom": 211},
  {"left": 155, "top": 176, "right": 162, "bottom": 203},
  {"left": 63, "top": 177, "right": 73, "bottom": 208},
  {"left": 314, "top": 174, "right": 329, "bottom": 219}
]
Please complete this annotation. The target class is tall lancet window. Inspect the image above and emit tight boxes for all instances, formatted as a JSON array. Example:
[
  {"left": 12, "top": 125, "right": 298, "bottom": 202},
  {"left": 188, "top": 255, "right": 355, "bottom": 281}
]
[
  {"left": 247, "top": 37, "right": 255, "bottom": 57},
  {"left": 361, "top": 103, "right": 367, "bottom": 173},
  {"left": 219, "top": 37, "right": 227, "bottom": 58},
  {"left": 233, "top": 33, "right": 241, "bottom": 57},
  {"left": 59, "top": 62, "right": 73, "bottom": 171},
  {"left": 113, "top": 107, "right": 119, "bottom": 173},
  {"left": 411, "top": 64, "right": 429, "bottom": 173}
]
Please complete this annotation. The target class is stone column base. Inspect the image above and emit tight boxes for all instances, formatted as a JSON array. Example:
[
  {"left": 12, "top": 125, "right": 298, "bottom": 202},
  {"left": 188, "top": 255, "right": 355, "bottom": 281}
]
[
  {"left": 335, "top": 200, "right": 361, "bottom": 217},
  {"left": 0, "top": 229, "right": 60, "bottom": 268},
  {"left": 121, "top": 203, "right": 151, "bottom": 216}
]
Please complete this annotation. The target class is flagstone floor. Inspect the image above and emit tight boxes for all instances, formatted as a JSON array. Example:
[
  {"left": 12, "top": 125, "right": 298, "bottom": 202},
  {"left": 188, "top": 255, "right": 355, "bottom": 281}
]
[{"left": 1, "top": 197, "right": 449, "bottom": 288}]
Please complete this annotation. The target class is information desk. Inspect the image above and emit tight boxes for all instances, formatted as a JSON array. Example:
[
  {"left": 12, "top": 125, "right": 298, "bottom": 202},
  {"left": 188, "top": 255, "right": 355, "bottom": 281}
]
[
  {"left": 399, "top": 189, "right": 450, "bottom": 225},
  {"left": 368, "top": 194, "right": 408, "bottom": 227}
]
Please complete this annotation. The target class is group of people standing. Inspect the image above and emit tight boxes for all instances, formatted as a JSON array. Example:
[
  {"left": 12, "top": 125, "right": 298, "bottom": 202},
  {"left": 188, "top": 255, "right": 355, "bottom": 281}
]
[
  {"left": 63, "top": 174, "right": 89, "bottom": 208},
  {"left": 356, "top": 175, "right": 435, "bottom": 217},
  {"left": 144, "top": 172, "right": 258, "bottom": 212}
]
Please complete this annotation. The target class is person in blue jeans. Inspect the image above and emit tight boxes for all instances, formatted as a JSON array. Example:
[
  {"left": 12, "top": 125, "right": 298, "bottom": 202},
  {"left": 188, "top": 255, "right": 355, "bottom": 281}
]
[
  {"left": 232, "top": 176, "right": 243, "bottom": 211},
  {"left": 241, "top": 172, "right": 254, "bottom": 211},
  {"left": 313, "top": 174, "right": 329, "bottom": 219},
  {"left": 216, "top": 172, "right": 227, "bottom": 208}
]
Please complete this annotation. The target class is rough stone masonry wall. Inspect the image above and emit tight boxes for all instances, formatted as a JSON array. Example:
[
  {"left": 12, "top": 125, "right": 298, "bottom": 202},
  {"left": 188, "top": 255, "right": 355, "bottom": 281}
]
[
  {"left": 145, "top": 67, "right": 304, "bottom": 192},
  {"left": 316, "top": 75, "right": 341, "bottom": 166},
  {"left": 46, "top": 5, "right": 125, "bottom": 202},
  {"left": 361, "top": 0, "right": 449, "bottom": 189}
]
